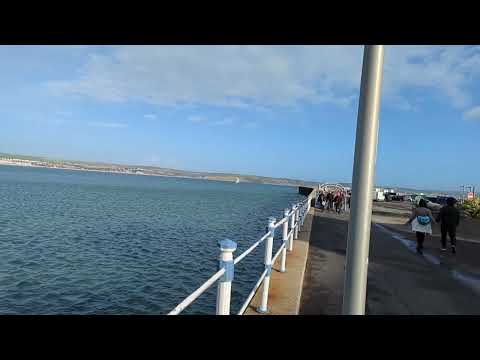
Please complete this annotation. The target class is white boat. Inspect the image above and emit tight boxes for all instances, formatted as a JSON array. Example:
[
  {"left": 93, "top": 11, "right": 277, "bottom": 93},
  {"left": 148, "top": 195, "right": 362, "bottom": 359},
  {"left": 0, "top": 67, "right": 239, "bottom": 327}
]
[{"left": 235, "top": 178, "right": 240, "bottom": 184}]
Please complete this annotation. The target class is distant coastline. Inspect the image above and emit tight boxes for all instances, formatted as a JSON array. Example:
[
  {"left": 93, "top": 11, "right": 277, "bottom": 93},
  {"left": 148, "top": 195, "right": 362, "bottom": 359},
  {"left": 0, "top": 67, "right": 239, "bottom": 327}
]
[
  {"left": 0, "top": 152, "right": 460, "bottom": 196},
  {"left": 0, "top": 153, "right": 317, "bottom": 188}
]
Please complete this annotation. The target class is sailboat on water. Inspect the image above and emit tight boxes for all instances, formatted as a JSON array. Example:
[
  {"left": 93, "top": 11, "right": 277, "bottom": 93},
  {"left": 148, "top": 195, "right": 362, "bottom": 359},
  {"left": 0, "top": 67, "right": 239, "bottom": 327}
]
[{"left": 235, "top": 178, "right": 240, "bottom": 184}]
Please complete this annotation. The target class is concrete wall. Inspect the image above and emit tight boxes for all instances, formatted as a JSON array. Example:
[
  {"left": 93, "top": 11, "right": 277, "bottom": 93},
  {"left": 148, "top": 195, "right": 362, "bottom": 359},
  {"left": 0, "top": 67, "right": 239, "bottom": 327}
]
[
  {"left": 299, "top": 186, "right": 317, "bottom": 208},
  {"left": 298, "top": 186, "right": 314, "bottom": 196}
]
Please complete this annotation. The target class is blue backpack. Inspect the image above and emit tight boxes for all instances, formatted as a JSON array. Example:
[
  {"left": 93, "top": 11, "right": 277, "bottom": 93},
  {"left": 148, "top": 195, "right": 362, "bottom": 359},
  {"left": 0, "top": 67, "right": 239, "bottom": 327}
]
[{"left": 417, "top": 215, "right": 431, "bottom": 225}]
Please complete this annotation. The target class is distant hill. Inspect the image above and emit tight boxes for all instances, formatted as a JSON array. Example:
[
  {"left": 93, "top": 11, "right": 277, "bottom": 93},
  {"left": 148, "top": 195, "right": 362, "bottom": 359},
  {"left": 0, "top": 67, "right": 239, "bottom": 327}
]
[
  {"left": 1, "top": 152, "right": 465, "bottom": 195},
  {"left": 0, "top": 152, "right": 320, "bottom": 188}
]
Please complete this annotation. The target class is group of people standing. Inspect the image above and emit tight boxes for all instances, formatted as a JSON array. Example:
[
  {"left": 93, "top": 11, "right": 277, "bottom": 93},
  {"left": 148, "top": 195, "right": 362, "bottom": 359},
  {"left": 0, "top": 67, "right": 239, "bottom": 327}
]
[
  {"left": 407, "top": 197, "right": 460, "bottom": 255},
  {"left": 316, "top": 191, "right": 348, "bottom": 214}
]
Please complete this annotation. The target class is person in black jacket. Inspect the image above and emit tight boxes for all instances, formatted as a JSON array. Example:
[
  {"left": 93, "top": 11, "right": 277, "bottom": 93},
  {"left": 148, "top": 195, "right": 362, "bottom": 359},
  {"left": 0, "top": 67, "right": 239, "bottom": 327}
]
[
  {"left": 436, "top": 197, "right": 460, "bottom": 254},
  {"left": 326, "top": 192, "right": 333, "bottom": 211},
  {"left": 317, "top": 192, "right": 324, "bottom": 209}
]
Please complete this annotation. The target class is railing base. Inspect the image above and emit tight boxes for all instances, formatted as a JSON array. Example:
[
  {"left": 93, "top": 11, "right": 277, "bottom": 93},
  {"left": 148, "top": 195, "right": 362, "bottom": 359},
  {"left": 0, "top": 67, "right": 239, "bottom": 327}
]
[{"left": 256, "top": 307, "right": 270, "bottom": 314}]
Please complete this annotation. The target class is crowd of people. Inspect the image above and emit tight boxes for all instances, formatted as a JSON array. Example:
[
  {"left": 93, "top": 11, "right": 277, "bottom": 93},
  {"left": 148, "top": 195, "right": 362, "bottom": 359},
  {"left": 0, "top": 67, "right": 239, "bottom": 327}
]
[
  {"left": 315, "top": 187, "right": 461, "bottom": 256},
  {"left": 316, "top": 190, "right": 350, "bottom": 214}
]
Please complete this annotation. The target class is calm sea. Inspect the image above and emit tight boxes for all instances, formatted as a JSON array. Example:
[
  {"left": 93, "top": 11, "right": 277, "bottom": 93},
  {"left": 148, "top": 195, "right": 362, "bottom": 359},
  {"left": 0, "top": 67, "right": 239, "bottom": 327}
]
[{"left": 0, "top": 165, "right": 304, "bottom": 314}]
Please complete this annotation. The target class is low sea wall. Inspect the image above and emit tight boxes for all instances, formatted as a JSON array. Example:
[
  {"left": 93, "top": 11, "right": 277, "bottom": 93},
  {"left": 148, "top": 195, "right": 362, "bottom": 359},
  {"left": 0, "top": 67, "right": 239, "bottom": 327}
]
[{"left": 299, "top": 186, "right": 317, "bottom": 208}]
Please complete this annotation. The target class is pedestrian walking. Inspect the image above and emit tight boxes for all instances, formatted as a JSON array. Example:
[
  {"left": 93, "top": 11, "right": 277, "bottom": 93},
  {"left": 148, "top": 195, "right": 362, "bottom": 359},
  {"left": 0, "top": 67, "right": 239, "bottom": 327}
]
[
  {"left": 326, "top": 192, "right": 333, "bottom": 211},
  {"left": 436, "top": 197, "right": 460, "bottom": 254},
  {"left": 406, "top": 199, "right": 436, "bottom": 255},
  {"left": 317, "top": 192, "right": 324, "bottom": 209},
  {"left": 335, "top": 192, "right": 343, "bottom": 214}
]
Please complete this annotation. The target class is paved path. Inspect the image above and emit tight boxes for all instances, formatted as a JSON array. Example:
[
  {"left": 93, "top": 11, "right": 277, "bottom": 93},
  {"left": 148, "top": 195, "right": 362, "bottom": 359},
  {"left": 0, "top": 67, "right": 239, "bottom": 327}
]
[
  {"left": 245, "top": 210, "right": 313, "bottom": 315},
  {"left": 299, "top": 210, "right": 348, "bottom": 315},
  {"left": 299, "top": 208, "right": 480, "bottom": 315}
]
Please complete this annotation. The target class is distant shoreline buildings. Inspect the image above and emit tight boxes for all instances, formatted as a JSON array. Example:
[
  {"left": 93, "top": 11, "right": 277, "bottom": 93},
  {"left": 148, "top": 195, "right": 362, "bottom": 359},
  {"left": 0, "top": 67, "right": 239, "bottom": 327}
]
[{"left": 0, "top": 155, "right": 313, "bottom": 188}]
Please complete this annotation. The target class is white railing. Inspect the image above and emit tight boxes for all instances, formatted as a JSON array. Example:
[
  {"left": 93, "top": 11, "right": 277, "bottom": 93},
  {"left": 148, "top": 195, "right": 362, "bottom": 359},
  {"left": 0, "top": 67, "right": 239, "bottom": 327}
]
[{"left": 167, "top": 190, "right": 316, "bottom": 315}]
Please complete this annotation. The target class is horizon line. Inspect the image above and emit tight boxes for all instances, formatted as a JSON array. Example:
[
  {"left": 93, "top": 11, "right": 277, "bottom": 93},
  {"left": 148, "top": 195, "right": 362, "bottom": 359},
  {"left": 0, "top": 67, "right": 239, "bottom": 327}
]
[{"left": 0, "top": 151, "right": 465, "bottom": 194}]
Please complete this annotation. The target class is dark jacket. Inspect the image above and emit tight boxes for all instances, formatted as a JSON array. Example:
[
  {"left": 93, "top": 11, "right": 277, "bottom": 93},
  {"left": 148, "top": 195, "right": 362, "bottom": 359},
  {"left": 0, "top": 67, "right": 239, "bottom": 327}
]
[{"left": 436, "top": 205, "right": 460, "bottom": 227}]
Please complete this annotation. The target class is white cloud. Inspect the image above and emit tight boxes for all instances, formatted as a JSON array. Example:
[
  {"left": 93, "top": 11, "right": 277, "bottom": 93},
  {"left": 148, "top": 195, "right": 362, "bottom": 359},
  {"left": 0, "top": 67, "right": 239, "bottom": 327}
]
[
  {"left": 144, "top": 113, "right": 157, "bottom": 119},
  {"left": 46, "top": 45, "right": 480, "bottom": 111},
  {"left": 463, "top": 106, "right": 480, "bottom": 120},
  {"left": 382, "top": 46, "right": 480, "bottom": 110},
  {"left": 88, "top": 121, "right": 128, "bottom": 128}
]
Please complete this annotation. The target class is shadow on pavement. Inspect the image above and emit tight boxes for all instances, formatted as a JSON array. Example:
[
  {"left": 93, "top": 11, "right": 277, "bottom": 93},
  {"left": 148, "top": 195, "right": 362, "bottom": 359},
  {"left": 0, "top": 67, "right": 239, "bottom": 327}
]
[{"left": 299, "top": 209, "right": 349, "bottom": 315}]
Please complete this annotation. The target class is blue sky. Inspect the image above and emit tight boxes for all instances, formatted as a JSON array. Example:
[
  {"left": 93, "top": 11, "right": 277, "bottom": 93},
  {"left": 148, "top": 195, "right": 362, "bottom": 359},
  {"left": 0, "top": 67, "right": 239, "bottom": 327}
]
[{"left": 1, "top": 45, "right": 479, "bottom": 191}]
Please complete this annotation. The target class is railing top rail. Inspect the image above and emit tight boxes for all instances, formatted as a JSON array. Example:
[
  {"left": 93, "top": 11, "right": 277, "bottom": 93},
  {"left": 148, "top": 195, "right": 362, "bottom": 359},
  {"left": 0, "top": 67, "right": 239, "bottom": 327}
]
[
  {"left": 168, "top": 267, "right": 226, "bottom": 315},
  {"left": 167, "top": 195, "right": 313, "bottom": 315},
  {"left": 234, "top": 231, "right": 270, "bottom": 265},
  {"left": 273, "top": 217, "right": 288, "bottom": 228}
]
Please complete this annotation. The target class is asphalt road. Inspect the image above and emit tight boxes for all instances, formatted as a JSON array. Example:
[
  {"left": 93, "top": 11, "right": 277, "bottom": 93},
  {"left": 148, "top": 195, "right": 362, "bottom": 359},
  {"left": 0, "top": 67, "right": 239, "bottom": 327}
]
[{"left": 299, "top": 207, "right": 480, "bottom": 315}]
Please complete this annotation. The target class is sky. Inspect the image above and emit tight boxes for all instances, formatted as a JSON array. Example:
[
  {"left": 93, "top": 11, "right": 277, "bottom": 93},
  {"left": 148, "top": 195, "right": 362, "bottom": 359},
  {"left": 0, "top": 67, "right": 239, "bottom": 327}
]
[{"left": 1, "top": 45, "right": 479, "bottom": 191}]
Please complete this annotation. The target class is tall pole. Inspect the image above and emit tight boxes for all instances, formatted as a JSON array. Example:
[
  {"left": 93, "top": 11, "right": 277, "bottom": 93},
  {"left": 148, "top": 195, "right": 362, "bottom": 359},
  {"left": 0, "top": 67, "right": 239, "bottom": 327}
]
[{"left": 342, "top": 45, "right": 384, "bottom": 315}]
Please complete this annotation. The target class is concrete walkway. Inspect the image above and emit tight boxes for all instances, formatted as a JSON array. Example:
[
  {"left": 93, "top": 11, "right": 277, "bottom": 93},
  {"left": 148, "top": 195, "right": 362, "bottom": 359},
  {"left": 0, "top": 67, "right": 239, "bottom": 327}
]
[
  {"left": 244, "top": 209, "right": 313, "bottom": 315},
  {"left": 299, "top": 210, "right": 349, "bottom": 314},
  {"left": 299, "top": 208, "right": 480, "bottom": 315}
]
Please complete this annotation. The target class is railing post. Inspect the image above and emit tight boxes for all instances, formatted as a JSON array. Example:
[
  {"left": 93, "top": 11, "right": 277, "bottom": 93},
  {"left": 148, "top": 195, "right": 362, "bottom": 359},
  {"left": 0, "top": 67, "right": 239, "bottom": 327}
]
[
  {"left": 289, "top": 205, "right": 295, "bottom": 251},
  {"left": 280, "top": 209, "right": 289, "bottom": 273},
  {"left": 294, "top": 206, "right": 299, "bottom": 239},
  {"left": 216, "top": 238, "right": 237, "bottom": 315},
  {"left": 257, "top": 217, "right": 276, "bottom": 314},
  {"left": 301, "top": 203, "right": 306, "bottom": 226},
  {"left": 299, "top": 204, "right": 303, "bottom": 227}
]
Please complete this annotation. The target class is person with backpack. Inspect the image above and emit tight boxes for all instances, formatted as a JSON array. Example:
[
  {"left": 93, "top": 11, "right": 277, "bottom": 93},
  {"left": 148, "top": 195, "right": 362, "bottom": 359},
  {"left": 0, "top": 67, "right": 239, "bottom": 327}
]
[
  {"left": 436, "top": 197, "right": 460, "bottom": 254},
  {"left": 406, "top": 199, "right": 436, "bottom": 255}
]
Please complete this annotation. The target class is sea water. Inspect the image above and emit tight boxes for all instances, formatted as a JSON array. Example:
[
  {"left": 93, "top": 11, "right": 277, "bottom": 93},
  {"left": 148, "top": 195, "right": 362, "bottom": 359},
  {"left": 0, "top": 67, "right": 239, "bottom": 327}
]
[{"left": 0, "top": 165, "right": 304, "bottom": 314}]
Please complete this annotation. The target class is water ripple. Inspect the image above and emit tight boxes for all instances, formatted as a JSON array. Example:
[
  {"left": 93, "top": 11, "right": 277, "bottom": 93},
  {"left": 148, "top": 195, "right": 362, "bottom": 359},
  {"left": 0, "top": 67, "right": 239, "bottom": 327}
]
[{"left": 0, "top": 165, "right": 304, "bottom": 314}]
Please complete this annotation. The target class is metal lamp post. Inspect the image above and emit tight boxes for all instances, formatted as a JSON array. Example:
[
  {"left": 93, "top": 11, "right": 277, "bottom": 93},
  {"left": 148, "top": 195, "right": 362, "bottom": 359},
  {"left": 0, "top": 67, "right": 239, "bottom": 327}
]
[{"left": 342, "top": 45, "right": 385, "bottom": 315}]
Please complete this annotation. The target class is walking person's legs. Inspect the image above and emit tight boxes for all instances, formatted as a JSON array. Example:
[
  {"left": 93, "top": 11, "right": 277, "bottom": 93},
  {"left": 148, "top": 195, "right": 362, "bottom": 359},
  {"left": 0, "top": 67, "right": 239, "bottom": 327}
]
[
  {"left": 416, "top": 232, "right": 425, "bottom": 254},
  {"left": 441, "top": 224, "right": 447, "bottom": 250},
  {"left": 448, "top": 226, "right": 457, "bottom": 253}
]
